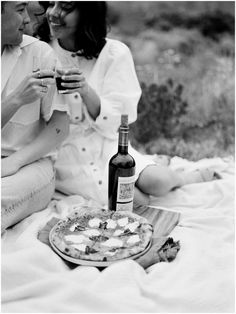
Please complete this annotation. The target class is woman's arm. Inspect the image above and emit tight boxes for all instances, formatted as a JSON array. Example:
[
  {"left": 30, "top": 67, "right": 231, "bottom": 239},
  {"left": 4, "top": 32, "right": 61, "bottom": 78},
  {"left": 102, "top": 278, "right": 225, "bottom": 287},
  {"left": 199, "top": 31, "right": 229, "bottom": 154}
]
[
  {"left": 1, "top": 110, "right": 69, "bottom": 178},
  {"left": 58, "top": 68, "right": 101, "bottom": 120},
  {"left": 79, "top": 84, "right": 101, "bottom": 120}
]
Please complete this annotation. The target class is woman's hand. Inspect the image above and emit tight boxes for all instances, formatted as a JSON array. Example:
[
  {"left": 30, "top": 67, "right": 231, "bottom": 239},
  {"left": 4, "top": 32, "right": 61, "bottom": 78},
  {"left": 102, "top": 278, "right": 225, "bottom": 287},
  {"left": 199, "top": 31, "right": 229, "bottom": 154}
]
[
  {"left": 1, "top": 156, "right": 22, "bottom": 178},
  {"left": 57, "top": 67, "right": 101, "bottom": 120},
  {"left": 57, "top": 68, "right": 89, "bottom": 97}
]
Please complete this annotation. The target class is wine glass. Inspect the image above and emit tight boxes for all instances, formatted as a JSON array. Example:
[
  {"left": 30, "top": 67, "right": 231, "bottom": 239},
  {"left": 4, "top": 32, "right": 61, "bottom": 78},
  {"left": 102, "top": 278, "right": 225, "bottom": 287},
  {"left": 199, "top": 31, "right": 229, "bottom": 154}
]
[{"left": 33, "top": 56, "right": 57, "bottom": 78}]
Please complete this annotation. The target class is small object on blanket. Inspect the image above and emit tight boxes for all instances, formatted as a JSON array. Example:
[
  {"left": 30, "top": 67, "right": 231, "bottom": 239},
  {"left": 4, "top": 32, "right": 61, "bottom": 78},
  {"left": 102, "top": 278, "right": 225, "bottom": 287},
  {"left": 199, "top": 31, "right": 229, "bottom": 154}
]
[
  {"left": 136, "top": 237, "right": 180, "bottom": 269},
  {"left": 37, "top": 214, "right": 180, "bottom": 270}
]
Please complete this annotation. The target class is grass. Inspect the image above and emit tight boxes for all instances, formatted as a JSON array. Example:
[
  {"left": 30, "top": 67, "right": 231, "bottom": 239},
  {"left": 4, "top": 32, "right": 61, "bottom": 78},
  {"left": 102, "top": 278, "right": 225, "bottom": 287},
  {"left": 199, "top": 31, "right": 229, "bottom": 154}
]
[{"left": 107, "top": 2, "right": 235, "bottom": 161}]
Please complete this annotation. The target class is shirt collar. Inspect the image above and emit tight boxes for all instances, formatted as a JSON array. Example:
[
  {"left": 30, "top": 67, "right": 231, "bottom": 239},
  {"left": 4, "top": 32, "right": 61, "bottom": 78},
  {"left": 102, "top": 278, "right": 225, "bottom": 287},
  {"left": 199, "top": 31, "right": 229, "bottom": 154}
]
[
  {"left": 3, "top": 34, "right": 39, "bottom": 58},
  {"left": 20, "top": 34, "right": 39, "bottom": 48}
]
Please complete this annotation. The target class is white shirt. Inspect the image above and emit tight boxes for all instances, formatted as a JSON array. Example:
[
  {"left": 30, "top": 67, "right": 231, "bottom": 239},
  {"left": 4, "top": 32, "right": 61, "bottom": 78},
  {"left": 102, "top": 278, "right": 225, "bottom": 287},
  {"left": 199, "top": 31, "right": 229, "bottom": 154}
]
[
  {"left": 1, "top": 35, "right": 69, "bottom": 156},
  {"left": 53, "top": 38, "right": 152, "bottom": 205}
]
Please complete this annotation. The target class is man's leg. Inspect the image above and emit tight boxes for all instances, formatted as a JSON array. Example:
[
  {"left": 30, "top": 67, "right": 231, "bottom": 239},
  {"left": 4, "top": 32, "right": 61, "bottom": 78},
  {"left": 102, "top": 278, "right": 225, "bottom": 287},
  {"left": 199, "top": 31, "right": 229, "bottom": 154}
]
[{"left": 1, "top": 158, "right": 55, "bottom": 232}]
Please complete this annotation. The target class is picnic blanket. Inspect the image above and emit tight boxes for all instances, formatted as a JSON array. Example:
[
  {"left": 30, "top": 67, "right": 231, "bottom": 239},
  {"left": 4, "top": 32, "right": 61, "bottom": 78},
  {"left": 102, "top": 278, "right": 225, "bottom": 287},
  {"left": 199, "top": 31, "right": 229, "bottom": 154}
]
[{"left": 1, "top": 156, "right": 235, "bottom": 313}]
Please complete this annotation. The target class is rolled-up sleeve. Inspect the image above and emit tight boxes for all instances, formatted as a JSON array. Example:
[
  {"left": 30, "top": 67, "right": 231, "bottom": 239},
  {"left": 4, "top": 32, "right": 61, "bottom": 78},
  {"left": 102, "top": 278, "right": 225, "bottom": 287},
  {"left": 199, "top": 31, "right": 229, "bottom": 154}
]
[
  {"left": 41, "top": 86, "right": 70, "bottom": 122},
  {"left": 85, "top": 42, "right": 141, "bottom": 139}
]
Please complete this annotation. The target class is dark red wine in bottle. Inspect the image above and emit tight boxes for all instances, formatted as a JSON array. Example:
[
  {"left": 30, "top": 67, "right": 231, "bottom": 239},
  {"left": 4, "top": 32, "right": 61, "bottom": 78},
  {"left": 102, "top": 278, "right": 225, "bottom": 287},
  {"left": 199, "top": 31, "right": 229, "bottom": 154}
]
[{"left": 108, "top": 114, "right": 136, "bottom": 211}]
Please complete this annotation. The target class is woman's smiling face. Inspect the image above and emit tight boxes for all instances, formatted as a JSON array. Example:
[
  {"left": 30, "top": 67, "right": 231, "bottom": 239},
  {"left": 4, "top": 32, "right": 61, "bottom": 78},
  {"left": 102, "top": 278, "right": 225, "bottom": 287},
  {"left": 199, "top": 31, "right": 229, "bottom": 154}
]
[{"left": 46, "top": 1, "right": 79, "bottom": 42}]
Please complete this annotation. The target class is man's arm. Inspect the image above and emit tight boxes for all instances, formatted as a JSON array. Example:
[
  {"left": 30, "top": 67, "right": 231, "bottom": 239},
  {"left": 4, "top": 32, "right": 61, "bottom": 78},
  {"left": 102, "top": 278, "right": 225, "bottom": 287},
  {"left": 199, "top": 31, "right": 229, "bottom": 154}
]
[
  {"left": 1, "top": 96, "right": 22, "bottom": 128},
  {"left": 1, "top": 110, "right": 70, "bottom": 177}
]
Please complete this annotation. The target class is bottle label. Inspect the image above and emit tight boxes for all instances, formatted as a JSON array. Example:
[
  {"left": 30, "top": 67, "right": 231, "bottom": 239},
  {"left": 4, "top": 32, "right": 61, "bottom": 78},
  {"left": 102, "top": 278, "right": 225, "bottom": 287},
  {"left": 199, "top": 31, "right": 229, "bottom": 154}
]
[
  {"left": 116, "top": 175, "right": 135, "bottom": 211},
  {"left": 116, "top": 202, "right": 133, "bottom": 212}
]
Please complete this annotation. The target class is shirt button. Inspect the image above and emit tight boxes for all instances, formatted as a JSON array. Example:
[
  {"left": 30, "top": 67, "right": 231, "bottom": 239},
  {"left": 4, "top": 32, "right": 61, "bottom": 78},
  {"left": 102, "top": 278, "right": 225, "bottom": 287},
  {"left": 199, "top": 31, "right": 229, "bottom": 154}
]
[
  {"left": 90, "top": 162, "right": 94, "bottom": 165},
  {"left": 82, "top": 147, "right": 86, "bottom": 151},
  {"left": 75, "top": 116, "right": 79, "bottom": 120},
  {"left": 98, "top": 180, "right": 102, "bottom": 185},
  {"left": 74, "top": 94, "right": 78, "bottom": 99},
  {"left": 103, "top": 116, "right": 107, "bottom": 120},
  {"left": 71, "top": 53, "right": 76, "bottom": 57}
]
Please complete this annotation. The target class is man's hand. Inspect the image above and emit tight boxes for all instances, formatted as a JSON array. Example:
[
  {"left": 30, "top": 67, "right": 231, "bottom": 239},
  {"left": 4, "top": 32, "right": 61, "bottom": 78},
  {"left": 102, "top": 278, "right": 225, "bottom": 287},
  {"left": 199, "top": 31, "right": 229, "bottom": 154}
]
[
  {"left": 9, "top": 70, "right": 55, "bottom": 106},
  {"left": 1, "top": 70, "right": 55, "bottom": 128}
]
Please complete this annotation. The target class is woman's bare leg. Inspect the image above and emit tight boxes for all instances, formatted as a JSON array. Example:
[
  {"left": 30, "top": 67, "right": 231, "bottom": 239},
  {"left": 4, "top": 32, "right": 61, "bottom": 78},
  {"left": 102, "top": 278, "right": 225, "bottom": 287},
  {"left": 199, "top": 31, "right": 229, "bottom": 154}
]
[
  {"left": 136, "top": 165, "right": 183, "bottom": 197},
  {"left": 134, "top": 186, "right": 150, "bottom": 205},
  {"left": 135, "top": 164, "right": 218, "bottom": 199}
]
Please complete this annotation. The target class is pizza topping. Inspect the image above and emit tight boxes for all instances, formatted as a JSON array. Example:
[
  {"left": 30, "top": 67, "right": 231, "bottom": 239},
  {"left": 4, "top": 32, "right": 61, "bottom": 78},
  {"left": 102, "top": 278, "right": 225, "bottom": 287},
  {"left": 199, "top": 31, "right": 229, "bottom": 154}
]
[
  {"left": 83, "top": 229, "right": 101, "bottom": 237},
  {"left": 117, "top": 217, "right": 129, "bottom": 227},
  {"left": 101, "top": 238, "right": 123, "bottom": 248},
  {"left": 69, "top": 224, "right": 77, "bottom": 232},
  {"left": 85, "top": 246, "right": 98, "bottom": 254},
  {"left": 126, "top": 221, "right": 140, "bottom": 232},
  {"left": 105, "top": 250, "right": 118, "bottom": 256},
  {"left": 105, "top": 219, "right": 117, "bottom": 229},
  {"left": 69, "top": 223, "right": 86, "bottom": 232},
  {"left": 127, "top": 235, "right": 140, "bottom": 244},
  {"left": 99, "top": 221, "right": 108, "bottom": 229},
  {"left": 75, "top": 225, "right": 86, "bottom": 232},
  {"left": 88, "top": 218, "right": 102, "bottom": 228},
  {"left": 113, "top": 229, "right": 124, "bottom": 237},
  {"left": 64, "top": 234, "right": 87, "bottom": 244},
  {"left": 89, "top": 235, "right": 109, "bottom": 242},
  {"left": 121, "top": 229, "right": 137, "bottom": 236},
  {"left": 71, "top": 243, "right": 87, "bottom": 252}
]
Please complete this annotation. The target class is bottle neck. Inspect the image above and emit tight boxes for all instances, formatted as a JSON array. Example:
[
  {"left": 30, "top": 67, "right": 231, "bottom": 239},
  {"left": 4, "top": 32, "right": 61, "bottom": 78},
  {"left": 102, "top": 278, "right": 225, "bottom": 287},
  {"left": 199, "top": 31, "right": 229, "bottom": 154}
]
[{"left": 118, "top": 126, "right": 129, "bottom": 154}]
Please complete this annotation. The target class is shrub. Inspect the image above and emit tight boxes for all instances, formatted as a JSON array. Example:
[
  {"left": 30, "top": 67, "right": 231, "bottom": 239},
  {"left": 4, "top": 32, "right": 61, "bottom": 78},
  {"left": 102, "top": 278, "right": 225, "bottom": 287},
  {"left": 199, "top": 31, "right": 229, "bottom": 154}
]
[
  {"left": 130, "top": 79, "right": 188, "bottom": 143},
  {"left": 144, "top": 10, "right": 235, "bottom": 41},
  {"left": 130, "top": 78, "right": 234, "bottom": 160},
  {"left": 199, "top": 11, "right": 235, "bottom": 40}
]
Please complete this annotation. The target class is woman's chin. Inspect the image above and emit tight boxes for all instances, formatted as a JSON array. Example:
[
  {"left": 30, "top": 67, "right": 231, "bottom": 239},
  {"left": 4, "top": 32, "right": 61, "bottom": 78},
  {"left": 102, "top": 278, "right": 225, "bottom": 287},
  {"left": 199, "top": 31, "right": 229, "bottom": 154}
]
[{"left": 50, "top": 28, "right": 63, "bottom": 39}]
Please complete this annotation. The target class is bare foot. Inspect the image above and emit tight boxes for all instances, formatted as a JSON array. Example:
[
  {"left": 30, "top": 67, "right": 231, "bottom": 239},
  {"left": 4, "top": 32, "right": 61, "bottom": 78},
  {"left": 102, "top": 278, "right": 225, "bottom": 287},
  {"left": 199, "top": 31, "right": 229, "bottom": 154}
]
[
  {"left": 153, "top": 154, "right": 171, "bottom": 166},
  {"left": 181, "top": 168, "right": 222, "bottom": 185}
]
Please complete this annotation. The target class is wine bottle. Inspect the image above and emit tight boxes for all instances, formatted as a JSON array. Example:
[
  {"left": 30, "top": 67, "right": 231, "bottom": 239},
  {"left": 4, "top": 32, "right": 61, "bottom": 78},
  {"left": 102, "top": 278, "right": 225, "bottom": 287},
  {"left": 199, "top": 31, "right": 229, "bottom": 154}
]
[{"left": 108, "top": 114, "right": 136, "bottom": 211}]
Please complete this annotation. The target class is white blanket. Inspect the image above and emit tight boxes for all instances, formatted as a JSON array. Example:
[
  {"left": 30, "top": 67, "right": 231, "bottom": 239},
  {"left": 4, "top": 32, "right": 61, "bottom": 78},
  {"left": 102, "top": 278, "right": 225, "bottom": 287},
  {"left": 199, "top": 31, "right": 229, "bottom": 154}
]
[{"left": 1, "top": 156, "right": 235, "bottom": 313}]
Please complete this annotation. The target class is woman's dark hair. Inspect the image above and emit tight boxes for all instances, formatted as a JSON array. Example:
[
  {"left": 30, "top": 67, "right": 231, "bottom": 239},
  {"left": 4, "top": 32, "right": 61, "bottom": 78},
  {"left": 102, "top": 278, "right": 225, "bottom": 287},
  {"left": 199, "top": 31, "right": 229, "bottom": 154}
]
[{"left": 36, "top": 1, "right": 108, "bottom": 59}]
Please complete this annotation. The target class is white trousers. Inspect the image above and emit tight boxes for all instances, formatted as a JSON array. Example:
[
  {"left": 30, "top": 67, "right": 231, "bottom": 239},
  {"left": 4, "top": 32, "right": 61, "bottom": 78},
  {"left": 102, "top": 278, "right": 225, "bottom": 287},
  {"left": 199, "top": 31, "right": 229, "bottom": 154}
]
[{"left": 1, "top": 158, "right": 55, "bottom": 232}]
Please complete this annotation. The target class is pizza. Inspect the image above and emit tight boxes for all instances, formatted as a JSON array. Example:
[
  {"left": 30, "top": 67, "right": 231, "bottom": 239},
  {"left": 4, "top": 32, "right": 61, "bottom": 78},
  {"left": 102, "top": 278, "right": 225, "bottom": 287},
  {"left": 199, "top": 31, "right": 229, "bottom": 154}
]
[{"left": 50, "top": 207, "right": 153, "bottom": 263}]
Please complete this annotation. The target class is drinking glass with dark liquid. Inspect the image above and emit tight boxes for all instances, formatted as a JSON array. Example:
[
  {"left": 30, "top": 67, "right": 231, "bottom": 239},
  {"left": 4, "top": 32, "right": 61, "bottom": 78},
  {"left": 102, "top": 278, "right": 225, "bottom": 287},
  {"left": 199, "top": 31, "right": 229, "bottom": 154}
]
[
  {"left": 55, "top": 68, "right": 79, "bottom": 94},
  {"left": 32, "top": 56, "right": 56, "bottom": 79}
]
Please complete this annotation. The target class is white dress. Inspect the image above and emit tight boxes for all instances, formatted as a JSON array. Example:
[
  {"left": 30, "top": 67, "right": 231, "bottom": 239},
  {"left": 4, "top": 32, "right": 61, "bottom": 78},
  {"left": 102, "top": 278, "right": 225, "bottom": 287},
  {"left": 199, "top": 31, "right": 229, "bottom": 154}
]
[{"left": 52, "top": 38, "right": 154, "bottom": 206}]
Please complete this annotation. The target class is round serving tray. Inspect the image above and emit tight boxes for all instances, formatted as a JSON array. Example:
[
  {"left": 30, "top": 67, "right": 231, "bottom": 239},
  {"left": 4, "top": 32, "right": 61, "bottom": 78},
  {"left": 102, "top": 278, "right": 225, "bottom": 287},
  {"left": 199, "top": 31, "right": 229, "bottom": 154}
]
[{"left": 49, "top": 224, "right": 152, "bottom": 267}]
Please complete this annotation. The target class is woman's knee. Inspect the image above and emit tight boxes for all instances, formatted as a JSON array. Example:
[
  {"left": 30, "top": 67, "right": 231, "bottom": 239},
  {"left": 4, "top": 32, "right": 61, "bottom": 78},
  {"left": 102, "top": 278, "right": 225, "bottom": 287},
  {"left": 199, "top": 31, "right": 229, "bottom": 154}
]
[{"left": 136, "top": 165, "right": 178, "bottom": 196}]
